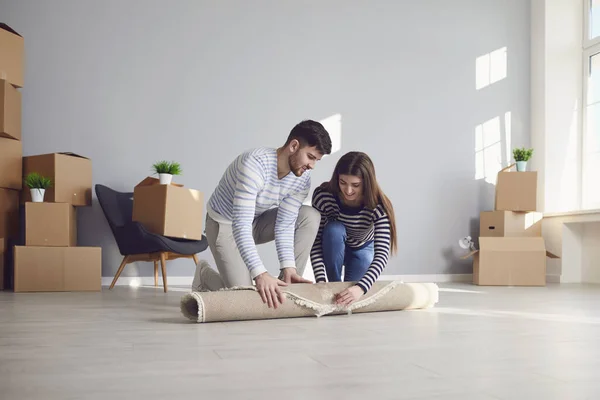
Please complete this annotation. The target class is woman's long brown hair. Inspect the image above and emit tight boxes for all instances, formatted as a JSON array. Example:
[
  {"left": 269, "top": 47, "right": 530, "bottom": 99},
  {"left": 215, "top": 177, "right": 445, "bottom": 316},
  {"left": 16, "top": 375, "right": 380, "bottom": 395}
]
[{"left": 319, "top": 151, "right": 397, "bottom": 254}]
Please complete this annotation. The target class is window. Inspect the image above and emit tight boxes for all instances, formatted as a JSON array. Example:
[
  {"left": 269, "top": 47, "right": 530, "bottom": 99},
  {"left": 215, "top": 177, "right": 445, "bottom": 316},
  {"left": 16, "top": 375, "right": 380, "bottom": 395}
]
[
  {"left": 583, "top": 0, "right": 600, "bottom": 209},
  {"left": 587, "top": 0, "right": 600, "bottom": 44}
]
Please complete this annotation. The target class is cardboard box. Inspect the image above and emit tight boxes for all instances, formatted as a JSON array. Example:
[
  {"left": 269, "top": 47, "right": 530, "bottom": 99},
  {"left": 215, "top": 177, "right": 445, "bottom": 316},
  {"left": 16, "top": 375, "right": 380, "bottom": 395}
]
[
  {"left": 0, "top": 238, "right": 5, "bottom": 290},
  {"left": 132, "top": 177, "right": 204, "bottom": 240},
  {"left": 462, "top": 237, "right": 559, "bottom": 286},
  {"left": 13, "top": 246, "right": 101, "bottom": 292},
  {"left": 0, "top": 137, "right": 22, "bottom": 189},
  {"left": 480, "top": 211, "right": 543, "bottom": 237},
  {"left": 495, "top": 164, "right": 537, "bottom": 212},
  {"left": 22, "top": 152, "right": 92, "bottom": 206},
  {"left": 0, "top": 188, "right": 19, "bottom": 238},
  {"left": 0, "top": 24, "right": 24, "bottom": 88},
  {"left": 26, "top": 202, "right": 76, "bottom": 247},
  {"left": 0, "top": 79, "right": 21, "bottom": 140}
]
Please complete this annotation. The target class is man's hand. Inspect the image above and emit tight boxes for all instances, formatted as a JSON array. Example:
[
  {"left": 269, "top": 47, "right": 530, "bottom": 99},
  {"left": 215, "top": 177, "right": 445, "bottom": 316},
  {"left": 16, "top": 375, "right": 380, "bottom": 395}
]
[
  {"left": 255, "top": 272, "right": 287, "bottom": 309},
  {"left": 335, "top": 285, "right": 365, "bottom": 306},
  {"left": 282, "top": 267, "right": 312, "bottom": 284}
]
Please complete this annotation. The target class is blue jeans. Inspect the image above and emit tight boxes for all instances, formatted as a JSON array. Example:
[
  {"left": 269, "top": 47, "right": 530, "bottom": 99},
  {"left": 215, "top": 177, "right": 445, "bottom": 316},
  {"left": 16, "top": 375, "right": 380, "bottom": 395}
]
[{"left": 321, "top": 220, "right": 374, "bottom": 282}]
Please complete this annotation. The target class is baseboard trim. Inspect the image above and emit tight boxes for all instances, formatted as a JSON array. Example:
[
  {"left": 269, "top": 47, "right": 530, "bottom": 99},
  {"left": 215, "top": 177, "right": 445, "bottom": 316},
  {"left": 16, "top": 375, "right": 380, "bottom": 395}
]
[
  {"left": 102, "top": 273, "right": 473, "bottom": 287},
  {"left": 103, "top": 273, "right": 568, "bottom": 287},
  {"left": 379, "top": 274, "right": 473, "bottom": 283}
]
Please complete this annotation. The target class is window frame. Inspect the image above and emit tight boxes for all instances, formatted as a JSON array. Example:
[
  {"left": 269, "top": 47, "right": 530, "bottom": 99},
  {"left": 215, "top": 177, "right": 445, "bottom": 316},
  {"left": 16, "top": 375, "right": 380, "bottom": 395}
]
[
  {"left": 584, "top": 0, "right": 600, "bottom": 47},
  {"left": 582, "top": 44, "right": 600, "bottom": 210},
  {"left": 582, "top": 0, "right": 600, "bottom": 209}
]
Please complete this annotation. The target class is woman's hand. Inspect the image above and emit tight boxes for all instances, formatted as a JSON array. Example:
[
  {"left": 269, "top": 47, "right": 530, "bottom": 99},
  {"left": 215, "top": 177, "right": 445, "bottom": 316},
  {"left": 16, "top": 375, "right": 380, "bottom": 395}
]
[{"left": 335, "top": 285, "right": 365, "bottom": 306}]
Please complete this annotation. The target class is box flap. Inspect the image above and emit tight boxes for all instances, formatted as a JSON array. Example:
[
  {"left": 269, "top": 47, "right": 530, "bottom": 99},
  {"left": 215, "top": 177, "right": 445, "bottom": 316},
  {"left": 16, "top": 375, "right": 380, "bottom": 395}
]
[
  {"left": 479, "top": 237, "right": 546, "bottom": 252},
  {"left": 57, "top": 152, "right": 90, "bottom": 160},
  {"left": 25, "top": 152, "right": 90, "bottom": 160},
  {"left": 0, "top": 23, "right": 22, "bottom": 37},
  {"left": 135, "top": 176, "right": 184, "bottom": 188},
  {"left": 460, "top": 250, "right": 479, "bottom": 259},
  {"left": 499, "top": 163, "right": 516, "bottom": 173},
  {"left": 546, "top": 251, "right": 560, "bottom": 259}
]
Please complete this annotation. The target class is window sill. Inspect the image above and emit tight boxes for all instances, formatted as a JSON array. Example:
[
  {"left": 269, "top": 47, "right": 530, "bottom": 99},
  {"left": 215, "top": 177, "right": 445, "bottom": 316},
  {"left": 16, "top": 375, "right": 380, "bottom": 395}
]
[{"left": 543, "top": 209, "right": 600, "bottom": 218}]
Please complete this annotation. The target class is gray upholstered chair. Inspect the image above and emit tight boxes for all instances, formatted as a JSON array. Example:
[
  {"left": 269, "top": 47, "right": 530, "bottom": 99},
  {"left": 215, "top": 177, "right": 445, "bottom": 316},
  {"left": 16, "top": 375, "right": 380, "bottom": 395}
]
[{"left": 95, "top": 184, "right": 208, "bottom": 292}]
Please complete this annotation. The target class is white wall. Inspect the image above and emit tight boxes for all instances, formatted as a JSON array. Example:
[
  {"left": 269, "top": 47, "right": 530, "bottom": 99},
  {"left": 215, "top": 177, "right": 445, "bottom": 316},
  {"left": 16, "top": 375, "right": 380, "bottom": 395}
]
[
  {"left": 531, "top": 0, "right": 584, "bottom": 213},
  {"left": 0, "top": 0, "right": 531, "bottom": 279}
]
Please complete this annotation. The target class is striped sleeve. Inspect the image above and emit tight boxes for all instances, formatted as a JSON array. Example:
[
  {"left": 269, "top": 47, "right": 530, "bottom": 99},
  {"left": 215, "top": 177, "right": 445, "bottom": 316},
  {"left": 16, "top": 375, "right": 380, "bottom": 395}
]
[
  {"left": 310, "top": 187, "right": 328, "bottom": 283},
  {"left": 356, "top": 205, "right": 392, "bottom": 293},
  {"left": 231, "top": 154, "right": 267, "bottom": 278},
  {"left": 274, "top": 177, "right": 311, "bottom": 269}
]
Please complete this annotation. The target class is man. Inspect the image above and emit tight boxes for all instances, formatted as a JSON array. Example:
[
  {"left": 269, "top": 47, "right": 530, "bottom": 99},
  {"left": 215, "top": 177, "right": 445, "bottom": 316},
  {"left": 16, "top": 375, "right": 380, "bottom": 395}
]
[{"left": 193, "top": 120, "right": 332, "bottom": 309}]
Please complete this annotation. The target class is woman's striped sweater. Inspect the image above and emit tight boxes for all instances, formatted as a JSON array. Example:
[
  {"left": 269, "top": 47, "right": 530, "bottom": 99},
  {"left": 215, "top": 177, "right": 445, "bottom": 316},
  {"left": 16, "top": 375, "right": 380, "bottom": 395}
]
[{"left": 310, "top": 186, "right": 392, "bottom": 293}]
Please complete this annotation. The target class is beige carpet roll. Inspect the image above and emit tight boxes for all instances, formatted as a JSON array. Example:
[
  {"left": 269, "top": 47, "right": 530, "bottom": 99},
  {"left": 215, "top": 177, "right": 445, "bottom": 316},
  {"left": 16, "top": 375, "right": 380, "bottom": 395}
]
[{"left": 180, "top": 281, "right": 439, "bottom": 323}]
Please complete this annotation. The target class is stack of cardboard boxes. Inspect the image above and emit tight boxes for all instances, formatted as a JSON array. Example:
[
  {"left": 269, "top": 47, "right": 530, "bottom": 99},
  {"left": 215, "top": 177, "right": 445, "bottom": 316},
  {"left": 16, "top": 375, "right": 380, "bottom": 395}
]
[
  {"left": 15, "top": 153, "right": 101, "bottom": 292},
  {"left": 0, "top": 23, "right": 24, "bottom": 290},
  {"left": 0, "top": 23, "right": 102, "bottom": 292},
  {"left": 463, "top": 164, "right": 559, "bottom": 286}
]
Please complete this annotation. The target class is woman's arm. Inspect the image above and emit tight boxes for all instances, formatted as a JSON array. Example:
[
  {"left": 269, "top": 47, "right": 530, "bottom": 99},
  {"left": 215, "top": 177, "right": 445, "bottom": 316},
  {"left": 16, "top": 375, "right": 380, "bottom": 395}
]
[
  {"left": 309, "top": 187, "right": 329, "bottom": 282},
  {"left": 356, "top": 206, "right": 392, "bottom": 294}
]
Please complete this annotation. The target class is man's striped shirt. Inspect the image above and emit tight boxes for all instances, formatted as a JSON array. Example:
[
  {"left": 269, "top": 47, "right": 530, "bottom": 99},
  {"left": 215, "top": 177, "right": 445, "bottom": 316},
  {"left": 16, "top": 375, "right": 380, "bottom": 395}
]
[{"left": 207, "top": 148, "right": 310, "bottom": 278}]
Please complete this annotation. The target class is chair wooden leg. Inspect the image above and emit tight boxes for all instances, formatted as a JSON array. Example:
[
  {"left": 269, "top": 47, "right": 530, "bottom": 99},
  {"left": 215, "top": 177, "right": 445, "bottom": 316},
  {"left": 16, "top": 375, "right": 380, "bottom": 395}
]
[
  {"left": 192, "top": 254, "right": 198, "bottom": 265},
  {"left": 110, "top": 255, "right": 130, "bottom": 289},
  {"left": 154, "top": 261, "right": 159, "bottom": 287},
  {"left": 160, "top": 252, "right": 168, "bottom": 293}
]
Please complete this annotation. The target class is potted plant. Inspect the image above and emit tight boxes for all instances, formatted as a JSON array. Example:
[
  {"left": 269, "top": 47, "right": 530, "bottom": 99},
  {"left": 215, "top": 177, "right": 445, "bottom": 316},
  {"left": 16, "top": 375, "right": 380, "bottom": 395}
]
[
  {"left": 152, "top": 161, "right": 182, "bottom": 184},
  {"left": 512, "top": 147, "right": 534, "bottom": 171},
  {"left": 24, "top": 172, "right": 52, "bottom": 202}
]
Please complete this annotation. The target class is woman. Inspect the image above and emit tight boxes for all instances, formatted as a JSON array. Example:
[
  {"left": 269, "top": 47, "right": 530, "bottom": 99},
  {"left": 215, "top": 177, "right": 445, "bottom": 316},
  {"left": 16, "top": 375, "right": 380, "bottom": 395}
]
[{"left": 310, "top": 151, "right": 397, "bottom": 306}]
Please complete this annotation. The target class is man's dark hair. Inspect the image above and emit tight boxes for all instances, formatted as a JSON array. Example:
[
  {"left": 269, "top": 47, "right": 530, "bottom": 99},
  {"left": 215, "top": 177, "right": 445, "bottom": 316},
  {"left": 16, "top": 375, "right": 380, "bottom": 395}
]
[{"left": 284, "top": 120, "right": 332, "bottom": 155}]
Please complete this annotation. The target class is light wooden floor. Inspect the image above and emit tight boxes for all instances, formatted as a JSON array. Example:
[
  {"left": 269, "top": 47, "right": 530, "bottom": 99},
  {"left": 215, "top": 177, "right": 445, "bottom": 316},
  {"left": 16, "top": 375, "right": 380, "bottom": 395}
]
[{"left": 1, "top": 283, "right": 599, "bottom": 400}]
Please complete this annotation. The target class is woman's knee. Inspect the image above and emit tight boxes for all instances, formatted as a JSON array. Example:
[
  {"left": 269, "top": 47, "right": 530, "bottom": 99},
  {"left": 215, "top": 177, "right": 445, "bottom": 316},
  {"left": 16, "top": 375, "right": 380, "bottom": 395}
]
[
  {"left": 355, "top": 250, "right": 374, "bottom": 267},
  {"left": 323, "top": 220, "right": 346, "bottom": 238}
]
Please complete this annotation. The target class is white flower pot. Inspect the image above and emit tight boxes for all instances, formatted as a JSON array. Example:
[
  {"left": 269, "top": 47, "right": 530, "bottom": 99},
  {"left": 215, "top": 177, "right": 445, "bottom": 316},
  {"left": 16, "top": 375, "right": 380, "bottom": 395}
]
[
  {"left": 516, "top": 161, "right": 528, "bottom": 172},
  {"left": 31, "top": 188, "right": 45, "bottom": 202},
  {"left": 159, "top": 173, "right": 173, "bottom": 185}
]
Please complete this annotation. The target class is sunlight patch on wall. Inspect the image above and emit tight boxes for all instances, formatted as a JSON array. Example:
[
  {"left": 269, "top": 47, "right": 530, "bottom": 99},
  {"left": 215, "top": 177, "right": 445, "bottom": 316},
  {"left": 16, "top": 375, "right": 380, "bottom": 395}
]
[
  {"left": 319, "top": 113, "right": 342, "bottom": 156},
  {"left": 504, "top": 111, "right": 512, "bottom": 164},
  {"left": 476, "top": 47, "right": 508, "bottom": 90},
  {"left": 475, "top": 116, "right": 503, "bottom": 184}
]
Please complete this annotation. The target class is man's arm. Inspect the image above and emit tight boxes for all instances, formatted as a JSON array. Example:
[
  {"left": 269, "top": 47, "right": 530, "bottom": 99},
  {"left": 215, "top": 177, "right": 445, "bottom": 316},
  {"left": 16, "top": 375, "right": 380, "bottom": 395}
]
[
  {"left": 274, "top": 178, "right": 311, "bottom": 271},
  {"left": 231, "top": 155, "right": 267, "bottom": 278}
]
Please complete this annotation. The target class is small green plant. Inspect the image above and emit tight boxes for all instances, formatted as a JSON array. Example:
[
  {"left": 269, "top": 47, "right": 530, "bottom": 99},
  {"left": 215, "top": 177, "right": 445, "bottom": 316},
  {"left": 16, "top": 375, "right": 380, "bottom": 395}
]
[
  {"left": 24, "top": 172, "right": 52, "bottom": 189},
  {"left": 152, "top": 161, "right": 182, "bottom": 175},
  {"left": 513, "top": 147, "right": 534, "bottom": 162}
]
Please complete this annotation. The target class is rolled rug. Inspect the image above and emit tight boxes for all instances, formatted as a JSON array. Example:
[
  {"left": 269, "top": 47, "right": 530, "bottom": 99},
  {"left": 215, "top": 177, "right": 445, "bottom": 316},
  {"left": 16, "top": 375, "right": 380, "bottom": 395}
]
[{"left": 180, "top": 281, "right": 439, "bottom": 323}]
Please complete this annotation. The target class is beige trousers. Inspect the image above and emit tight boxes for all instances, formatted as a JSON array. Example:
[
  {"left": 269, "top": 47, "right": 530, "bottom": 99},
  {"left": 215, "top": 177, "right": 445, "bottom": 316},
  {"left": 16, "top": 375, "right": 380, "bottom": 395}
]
[{"left": 204, "top": 205, "right": 321, "bottom": 289}]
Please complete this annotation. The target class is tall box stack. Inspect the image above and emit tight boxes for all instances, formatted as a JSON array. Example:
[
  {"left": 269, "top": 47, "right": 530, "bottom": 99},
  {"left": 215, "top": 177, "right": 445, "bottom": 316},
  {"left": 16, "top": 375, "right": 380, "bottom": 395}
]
[
  {"left": 0, "top": 23, "right": 24, "bottom": 289},
  {"left": 15, "top": 153, "right": 101, "bottom": 292},
  {"left": 463, "top": 164, "right": 559, "bottom": 286},
  {"left": 0, "top": 22, "right": 101, "bottom": 292}
]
